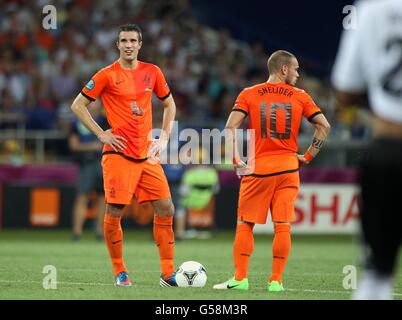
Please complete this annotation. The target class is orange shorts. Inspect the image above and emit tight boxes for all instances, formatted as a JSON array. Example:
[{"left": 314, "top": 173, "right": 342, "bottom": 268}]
[
  {"left": 101, "top": 154, "right": 171, "bottom": 205},
  {"left": 237, "top": 171, "right": 299, "bottom": 224}
]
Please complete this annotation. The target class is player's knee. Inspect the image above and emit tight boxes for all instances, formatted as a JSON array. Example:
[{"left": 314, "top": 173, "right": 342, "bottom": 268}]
[
  {"left": 106, "top": 203, "right": 125, "bottom": 217},
  {"left": 154, "top": 200, "right": 174, "bottom": 217},
  {"left": 273, "top": 222, "right": 291, "bottom": 233},
  {"left": 237, "top": 220, "right": 255, "bottom": 230}
]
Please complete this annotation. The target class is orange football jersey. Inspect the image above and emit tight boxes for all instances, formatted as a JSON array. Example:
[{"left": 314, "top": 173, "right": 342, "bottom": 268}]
[
  {"left": 81, "top": 60, "right": 171, "bottom": 159},
  {"left": 233, "top": 82, "right": 321, "bottom": 175}
]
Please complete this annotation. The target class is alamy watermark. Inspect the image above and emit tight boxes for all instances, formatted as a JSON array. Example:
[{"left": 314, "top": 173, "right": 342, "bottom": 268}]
[
  {"left": 149, "top": 121, "right": 256, "bottom": 171},
  {"left": 42, "top": 5, "right": 57, "bottom": 30},
  {"left": 342, "top": 5, "right": 357, "bottom": 30},
  {"left": 342, "top": 265, "right": 357, "bottom": 290},
  {"left": 42, "top": 265, "right": 57, "bottom": 289}
]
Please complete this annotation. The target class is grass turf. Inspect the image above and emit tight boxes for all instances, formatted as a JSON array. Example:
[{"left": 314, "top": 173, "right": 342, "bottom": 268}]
[{"left": 0, "top": 229, "right": 400, "bottom": 300}]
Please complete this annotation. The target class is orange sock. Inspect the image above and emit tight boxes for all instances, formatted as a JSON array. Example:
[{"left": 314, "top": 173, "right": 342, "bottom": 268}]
[
  {"left": 104, "top": 214, "right": 127, "bottom": 277},
  {"left": 270, "top": 224, "right": 291, "bottom": 283},
  {"left": 153, "top": 215, "right": 175, "bottom": 277},
  {"left": 233, "top": 223, "right": 254, "bottom": 281}
]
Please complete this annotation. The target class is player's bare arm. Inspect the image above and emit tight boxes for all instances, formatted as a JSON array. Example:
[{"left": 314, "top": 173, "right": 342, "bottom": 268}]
[
  {"left": 225, "top": 111, "right": 247, "bottom": 171},
  {"left": 148, "top": 94, "right": 176, "bottom": 159},
  {"left": 298, "top": 113, "right": 331, "bottom": 166},
  {"left": 71, "top": 93, "right": 127, "bottom": 152}
]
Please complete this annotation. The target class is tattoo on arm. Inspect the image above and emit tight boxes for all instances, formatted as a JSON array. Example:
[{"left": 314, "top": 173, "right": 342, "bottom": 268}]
[{"left": 312, "top": 138, "right": 324, "bottom": 149}]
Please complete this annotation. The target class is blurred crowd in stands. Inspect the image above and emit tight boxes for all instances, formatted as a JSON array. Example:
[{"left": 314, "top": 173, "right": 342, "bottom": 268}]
[{"left": 0, "top": 0, "right": 371, "bottom": 163}]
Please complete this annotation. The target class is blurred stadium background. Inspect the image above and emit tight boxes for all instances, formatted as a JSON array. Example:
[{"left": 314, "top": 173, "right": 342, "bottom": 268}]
[{"left": 0, "top": 0, "right": 400, "bottom": 300}]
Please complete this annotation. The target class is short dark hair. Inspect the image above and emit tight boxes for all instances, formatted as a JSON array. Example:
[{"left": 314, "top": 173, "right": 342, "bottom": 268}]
[
  {"left": 267, "top": 50, "right": 296, "bottom": 74},
  {"left": 118, "top": 24, "right": 142, "bottom": 42}
]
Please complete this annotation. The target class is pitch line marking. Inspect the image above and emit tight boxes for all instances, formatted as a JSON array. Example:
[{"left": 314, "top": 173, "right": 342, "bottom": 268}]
[{"left": 0, "top": 279, "right": 401, "bottom": 297}]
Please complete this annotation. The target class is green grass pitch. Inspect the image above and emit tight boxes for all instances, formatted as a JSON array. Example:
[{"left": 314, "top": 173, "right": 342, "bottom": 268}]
[{"left": 0, "top": 229, "right": 400, "bottom": 300}]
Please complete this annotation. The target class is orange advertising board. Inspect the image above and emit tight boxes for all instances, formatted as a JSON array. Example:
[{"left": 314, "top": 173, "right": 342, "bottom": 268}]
[{"left": 30, "top": 188, "right": 60, "bottom": 227}]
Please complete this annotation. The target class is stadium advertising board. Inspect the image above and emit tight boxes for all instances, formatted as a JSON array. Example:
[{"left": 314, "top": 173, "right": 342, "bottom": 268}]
[{"left": 255, "top": 184, "right": 360, "bottom": 234}]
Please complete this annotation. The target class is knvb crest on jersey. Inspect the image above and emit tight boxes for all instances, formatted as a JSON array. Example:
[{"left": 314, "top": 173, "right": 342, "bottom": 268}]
[
  {"left": 143, "top": 74, "right": 151, "bottom": 88},
  {"left": 131, "top": 101, "right": 143, "bottom": 116}
]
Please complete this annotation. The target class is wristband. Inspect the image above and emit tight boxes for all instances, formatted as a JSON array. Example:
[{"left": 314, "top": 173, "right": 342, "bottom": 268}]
[{"left": 303, "top": 152, "right": 314, "bottom": 162}]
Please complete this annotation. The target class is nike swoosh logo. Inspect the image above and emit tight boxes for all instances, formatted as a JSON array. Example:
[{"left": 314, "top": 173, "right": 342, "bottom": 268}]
[
  {"left": 145, "top": 88, "right": 152, "bottom": 91},
  {"left": 227, "top": 284, "right": 240, "bottom": 289},
  {"left": 112, "top": 240, "right": 122, "bottom": 245},
  {"left": 168, "top": 241, "right": 174, "bottom": 244},
  {"left": 116, "top": 80, "right": 124, "bottom": 85}
]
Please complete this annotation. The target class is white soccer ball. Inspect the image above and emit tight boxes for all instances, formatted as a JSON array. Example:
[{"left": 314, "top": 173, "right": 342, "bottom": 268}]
[{"left": 176, "top": 261, "right": 207, "bottom": 287}]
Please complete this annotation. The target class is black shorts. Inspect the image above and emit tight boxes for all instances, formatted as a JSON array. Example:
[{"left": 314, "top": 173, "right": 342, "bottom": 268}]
[{"left": 359, "top": 138, "right": 402, "bottom": 274}]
